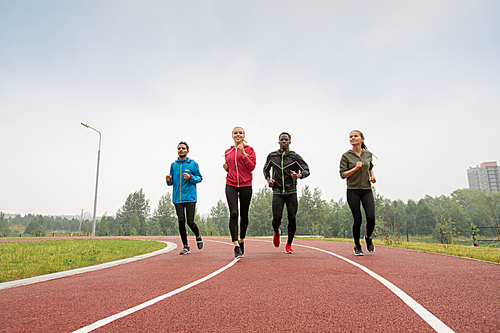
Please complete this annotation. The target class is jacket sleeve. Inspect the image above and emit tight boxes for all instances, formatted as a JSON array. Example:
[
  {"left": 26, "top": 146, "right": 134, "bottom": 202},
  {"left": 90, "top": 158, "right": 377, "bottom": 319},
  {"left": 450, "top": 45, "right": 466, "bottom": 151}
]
[
  {"left": 167, "top": 164, "right": 174, "bottom": 186},
  {"left": 263, "top": 153, "right": 272, "bottom": 180},
  {"left": 295, "top": 153, "right": 310, "bottom": 179},
  {"left": 189, "top": 162, "right": 203, "bottom": 184},
  {"left": 339, "top": 154, "right": 349, "bottom": 179},
  {"left": 242, "top": 147, "right": 256, "bottom": 171}
]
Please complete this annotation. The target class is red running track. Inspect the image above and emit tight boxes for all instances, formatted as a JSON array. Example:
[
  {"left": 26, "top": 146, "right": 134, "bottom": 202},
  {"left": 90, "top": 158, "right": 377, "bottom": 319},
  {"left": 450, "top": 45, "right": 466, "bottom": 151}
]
[{"left": 0, "top": 236, "right": 499, "bottom": 332}]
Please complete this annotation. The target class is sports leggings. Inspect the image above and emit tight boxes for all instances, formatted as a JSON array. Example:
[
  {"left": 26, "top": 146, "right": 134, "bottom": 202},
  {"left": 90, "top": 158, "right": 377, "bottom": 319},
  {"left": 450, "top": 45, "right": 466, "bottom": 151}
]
[
  {"left": 225, "top": 185, "right": 252, "bottom": 242},
  {"left": 347, "top": 189, "right": 375, "bottom": 246},
  {"left": 272, "top": 192, "right": 298, "bottom": 245},
  {"left": 174, "top": 202, "right": 200, "bottom": 246}
]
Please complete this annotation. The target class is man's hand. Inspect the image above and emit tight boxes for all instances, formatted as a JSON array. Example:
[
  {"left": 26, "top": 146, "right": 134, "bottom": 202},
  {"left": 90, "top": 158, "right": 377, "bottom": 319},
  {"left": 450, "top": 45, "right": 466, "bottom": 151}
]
[
  {"left": 166, "top": 175, "right": 172, "bottom": 182},
  {"left": 268, "top": 178, "right": 275, "bottom": 188},
  {"left": 183, "top": 173, "right": 191, "bottom": 180},
  {"left": 291, "top": 170, "right": 301, "bottom": 181},
  {"left": 223, "top": 162, "right": 228, "bottom": 171}
]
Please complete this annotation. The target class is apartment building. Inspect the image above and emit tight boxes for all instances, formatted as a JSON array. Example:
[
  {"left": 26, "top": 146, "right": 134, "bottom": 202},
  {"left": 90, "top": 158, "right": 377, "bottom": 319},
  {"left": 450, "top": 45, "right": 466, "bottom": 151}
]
[{"left": 467, "top": 161, "right": 500, "bottom": 193}]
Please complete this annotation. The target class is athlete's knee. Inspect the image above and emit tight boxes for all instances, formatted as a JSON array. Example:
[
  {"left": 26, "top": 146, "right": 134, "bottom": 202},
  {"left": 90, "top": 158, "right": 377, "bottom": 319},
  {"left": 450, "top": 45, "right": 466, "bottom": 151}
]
[
  {"left": 230, "top": 211, "right": 238, "bottom": 220},
  {"left": 272, "top": 209, "right": 283, "bottom": 220},
  {"left": 352, "top": 219, "right": 362, "bottom": 227}
]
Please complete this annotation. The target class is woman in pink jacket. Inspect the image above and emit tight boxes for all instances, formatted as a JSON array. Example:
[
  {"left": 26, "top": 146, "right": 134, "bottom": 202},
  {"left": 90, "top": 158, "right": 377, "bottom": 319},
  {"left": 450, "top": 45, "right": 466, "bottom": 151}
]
[{"left": 223, "top": 126, "right": 257, "bottom": 259}]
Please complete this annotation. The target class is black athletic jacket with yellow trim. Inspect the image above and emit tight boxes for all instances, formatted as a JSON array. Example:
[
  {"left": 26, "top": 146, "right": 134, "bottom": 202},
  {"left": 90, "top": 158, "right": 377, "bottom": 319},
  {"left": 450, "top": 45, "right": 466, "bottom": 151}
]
[{"left": 263, "top": 149, "right": 310, "bottom": 194}]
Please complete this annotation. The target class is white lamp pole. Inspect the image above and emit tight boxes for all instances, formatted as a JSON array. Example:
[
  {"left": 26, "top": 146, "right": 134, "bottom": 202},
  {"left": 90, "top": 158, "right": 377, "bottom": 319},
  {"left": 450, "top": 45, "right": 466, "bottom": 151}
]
[{"left": 81, "top": 123, "right": 101, "bottom": 237}]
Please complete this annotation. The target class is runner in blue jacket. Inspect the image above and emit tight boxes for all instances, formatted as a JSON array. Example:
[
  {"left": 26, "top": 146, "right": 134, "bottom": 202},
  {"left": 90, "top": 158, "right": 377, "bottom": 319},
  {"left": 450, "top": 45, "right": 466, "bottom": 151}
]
[{"left": 166, "top": 142, "right": 204, "bottom": 255}]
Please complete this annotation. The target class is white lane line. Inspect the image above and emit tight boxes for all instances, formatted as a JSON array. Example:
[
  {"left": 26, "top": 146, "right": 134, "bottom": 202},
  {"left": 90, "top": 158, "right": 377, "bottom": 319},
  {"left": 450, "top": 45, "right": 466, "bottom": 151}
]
[
  {"left": 72, "top": 240, "right": 238, "bottom": 333},
  {"left": 293, "top": 243, "right": 455, "bottom": 333},
  {"left": 0, "top": 241, "right": 177, "bottom": 291},
  {"left": 206, "top": 239, "right": 235, "bottom": 245}
]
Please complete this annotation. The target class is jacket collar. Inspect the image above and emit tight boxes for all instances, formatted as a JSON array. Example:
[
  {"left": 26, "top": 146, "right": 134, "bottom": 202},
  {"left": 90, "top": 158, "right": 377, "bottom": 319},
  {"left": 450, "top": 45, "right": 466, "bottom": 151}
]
[
  {"left": 225, "top": 145, "right": 249, "bottom": 156},
  {"left": 348, "top": 149, "right": 364, "bottom": 157},
  {"left": 176, "top": 156, "right": 191, "bottom": 163},
  {"left": 277, "top": 148, "right": 293, "bottom": 154}
]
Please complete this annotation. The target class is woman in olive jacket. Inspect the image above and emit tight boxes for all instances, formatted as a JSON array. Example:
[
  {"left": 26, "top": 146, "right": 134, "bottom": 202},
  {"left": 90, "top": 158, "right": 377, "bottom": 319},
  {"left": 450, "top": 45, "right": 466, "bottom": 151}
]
[{"left": 339, "top": 130, "right": 376, "bottom": 256}]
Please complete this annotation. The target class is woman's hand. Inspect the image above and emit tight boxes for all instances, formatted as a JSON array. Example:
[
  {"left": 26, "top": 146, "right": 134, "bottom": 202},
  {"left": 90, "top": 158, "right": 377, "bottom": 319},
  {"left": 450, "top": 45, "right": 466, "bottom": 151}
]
[
  {"left": 356, "top": 161, "right": 364, "bottom": 170},
  {"left": 235, "top": 143, "right": 247, "bottom": 157},
  {"left": 223, "top": 162, "right": 228, "bottom": 172}
]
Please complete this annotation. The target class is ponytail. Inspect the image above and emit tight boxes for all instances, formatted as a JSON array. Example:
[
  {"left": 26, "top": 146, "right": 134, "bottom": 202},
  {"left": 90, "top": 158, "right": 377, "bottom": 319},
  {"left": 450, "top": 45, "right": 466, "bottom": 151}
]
[{"left": 362, "top": 143, "right": 378, "bottom": 160}]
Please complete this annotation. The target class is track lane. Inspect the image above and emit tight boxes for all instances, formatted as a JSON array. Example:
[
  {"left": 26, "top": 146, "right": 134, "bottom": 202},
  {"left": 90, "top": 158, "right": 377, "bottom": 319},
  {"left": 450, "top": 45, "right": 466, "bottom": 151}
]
[
  {"left": 1, "top": 237, "right": 498, "bottom": 332},
  {"left": 0, "top": 237, "right": 232, "bottom": 333},
  {"left": 93, "top": 239, "right": 449, "bottom": 332},
  {"left": 292, "top": 239, "right": 500, "bottom": 332}
]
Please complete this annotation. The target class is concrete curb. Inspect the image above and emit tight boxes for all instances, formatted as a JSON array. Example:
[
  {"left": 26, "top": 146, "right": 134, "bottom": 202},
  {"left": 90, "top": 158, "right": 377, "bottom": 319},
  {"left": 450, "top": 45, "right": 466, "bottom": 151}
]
[{"left": 0, "top": 241, "right": 177, "bottom": 291}]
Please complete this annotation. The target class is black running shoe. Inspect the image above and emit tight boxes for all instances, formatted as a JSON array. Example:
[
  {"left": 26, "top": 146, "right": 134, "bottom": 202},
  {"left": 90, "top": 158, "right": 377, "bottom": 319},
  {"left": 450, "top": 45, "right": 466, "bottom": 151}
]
[
  {"left": 234, "top": 246, "right": 243, "bottom": 259},
  {"left": 238, "top": 241, "right": 244, "bottom": 256},
  {"left": 179, "top": 246, "right": 190, "bottom": 255},
  {"left": 354, "top": 245, "right": 364, "bottom": 256},
  {"left": 196, "top": 236, "right": 204, "bottom": 250},
  {"left": 364, "top": 236, "right": 374, "bottom": 253}
]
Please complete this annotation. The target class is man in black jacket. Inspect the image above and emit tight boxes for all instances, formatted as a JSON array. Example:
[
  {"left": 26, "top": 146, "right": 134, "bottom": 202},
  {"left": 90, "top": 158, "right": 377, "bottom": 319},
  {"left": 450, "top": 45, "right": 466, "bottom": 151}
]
[{"left": 263, "top": 132, "right": 310, "bottom": 254}]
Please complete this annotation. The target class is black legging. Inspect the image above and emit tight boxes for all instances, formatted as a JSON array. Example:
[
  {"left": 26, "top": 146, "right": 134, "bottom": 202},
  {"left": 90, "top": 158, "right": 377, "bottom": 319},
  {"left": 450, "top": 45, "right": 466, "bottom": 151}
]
[
  {"left": 225, "top": 185, "right": 252, "bottom": 242},
  {"left": 272, "top": 192, "right": 298, "bottom": 245},
  {"left": 347, "top": 189, "right": 375, "bottom": 246},
  {"left": 175, "top": 202, "right": 200, "bottom": 246}
]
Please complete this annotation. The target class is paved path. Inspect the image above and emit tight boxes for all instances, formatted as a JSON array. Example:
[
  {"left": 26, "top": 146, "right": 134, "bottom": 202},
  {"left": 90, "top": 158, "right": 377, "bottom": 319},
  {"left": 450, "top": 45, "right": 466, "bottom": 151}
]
[{"left": 1, "top": 236, "right": 499, "bottom": 332}]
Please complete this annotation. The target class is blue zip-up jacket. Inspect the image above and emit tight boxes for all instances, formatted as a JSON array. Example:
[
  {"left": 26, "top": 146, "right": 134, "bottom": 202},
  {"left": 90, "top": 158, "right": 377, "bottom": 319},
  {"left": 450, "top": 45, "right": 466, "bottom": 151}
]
[{"left": 166, "top": 157, "right": 202, "bottom": 204}]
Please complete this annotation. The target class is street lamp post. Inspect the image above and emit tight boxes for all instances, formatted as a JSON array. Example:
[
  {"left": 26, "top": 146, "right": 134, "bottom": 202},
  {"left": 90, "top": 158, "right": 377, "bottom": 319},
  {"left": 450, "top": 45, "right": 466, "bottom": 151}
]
[{"left": 81, "top": 123, "right": 101, "bottom": 237}]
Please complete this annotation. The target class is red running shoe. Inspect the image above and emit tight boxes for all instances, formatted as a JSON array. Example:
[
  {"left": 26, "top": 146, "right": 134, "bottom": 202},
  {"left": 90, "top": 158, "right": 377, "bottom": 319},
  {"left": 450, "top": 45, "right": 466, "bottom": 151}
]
[
  {"left": 285, "top": 243, "right": 294, "bottom": 254},
  {"left": 273, "top": 230, "right": 281, "bottom": 247}
]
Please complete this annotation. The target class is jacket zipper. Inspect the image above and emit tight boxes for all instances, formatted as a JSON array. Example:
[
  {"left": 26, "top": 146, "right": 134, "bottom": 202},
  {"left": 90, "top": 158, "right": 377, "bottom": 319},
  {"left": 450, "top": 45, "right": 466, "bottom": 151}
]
[
  {"left": 281, "top": 151, "right": 285, "bottom": 192},
  {"left": 235, "top": 148, "right": 239, "bottom": 187},
  {"left": 179, "top": 160, "right": 183, "bottom": 203}
]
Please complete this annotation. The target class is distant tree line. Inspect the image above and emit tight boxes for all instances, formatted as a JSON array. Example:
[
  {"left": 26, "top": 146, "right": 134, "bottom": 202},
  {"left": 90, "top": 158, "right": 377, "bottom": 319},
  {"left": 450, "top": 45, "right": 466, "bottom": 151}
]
[
  {"left": 1, "top": 188, "right": 498, "bottom": 240},
  {"left": 0, "top": 212, "right": 92, "bottom": 237}
]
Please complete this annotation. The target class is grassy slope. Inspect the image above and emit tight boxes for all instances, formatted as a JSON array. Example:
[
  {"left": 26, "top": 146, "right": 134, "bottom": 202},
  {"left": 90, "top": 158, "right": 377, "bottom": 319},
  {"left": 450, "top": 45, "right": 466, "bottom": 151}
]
[
  {"left": 0, "top": 239, "right": 166, "bottom": 283},
  {"left": 297, "top": 237, "right": 500, "bottom": 263}
]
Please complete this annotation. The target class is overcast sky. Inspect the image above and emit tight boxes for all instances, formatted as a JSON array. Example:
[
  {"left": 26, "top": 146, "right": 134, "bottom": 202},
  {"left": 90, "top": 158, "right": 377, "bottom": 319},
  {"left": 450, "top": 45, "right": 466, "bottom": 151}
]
[{"left": 1, "top": 0, "right": 499, "bottom": 218}]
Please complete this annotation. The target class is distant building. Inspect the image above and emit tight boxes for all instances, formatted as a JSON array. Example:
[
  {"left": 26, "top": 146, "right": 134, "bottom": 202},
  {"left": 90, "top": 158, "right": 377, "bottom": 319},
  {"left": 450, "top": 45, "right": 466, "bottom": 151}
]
[{"left": 467, "top": 162, "right": 500, "bottom": 193}]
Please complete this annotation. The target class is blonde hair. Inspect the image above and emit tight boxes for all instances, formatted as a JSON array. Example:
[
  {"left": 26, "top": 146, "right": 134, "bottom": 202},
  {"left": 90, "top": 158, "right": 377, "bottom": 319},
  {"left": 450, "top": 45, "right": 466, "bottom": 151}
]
[{"left": 232, "top": 126, "right": 245, "bottom": 134}]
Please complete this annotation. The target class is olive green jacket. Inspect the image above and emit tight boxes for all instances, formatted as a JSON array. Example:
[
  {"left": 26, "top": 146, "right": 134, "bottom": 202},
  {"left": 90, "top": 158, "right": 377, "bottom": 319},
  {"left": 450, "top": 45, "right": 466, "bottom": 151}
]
[{"left": 339, "top": 150, "right": 374, "bottom": 189}]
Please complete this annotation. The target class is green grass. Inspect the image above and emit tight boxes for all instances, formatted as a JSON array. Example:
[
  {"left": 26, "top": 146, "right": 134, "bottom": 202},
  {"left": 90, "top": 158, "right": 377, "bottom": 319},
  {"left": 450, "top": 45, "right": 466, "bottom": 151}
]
[
  {"left": 296, "top": 236, "right": 500, "bottom": 263},
  {"left": 0, "top": 239, "right": 166, "bottom": 283}
]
